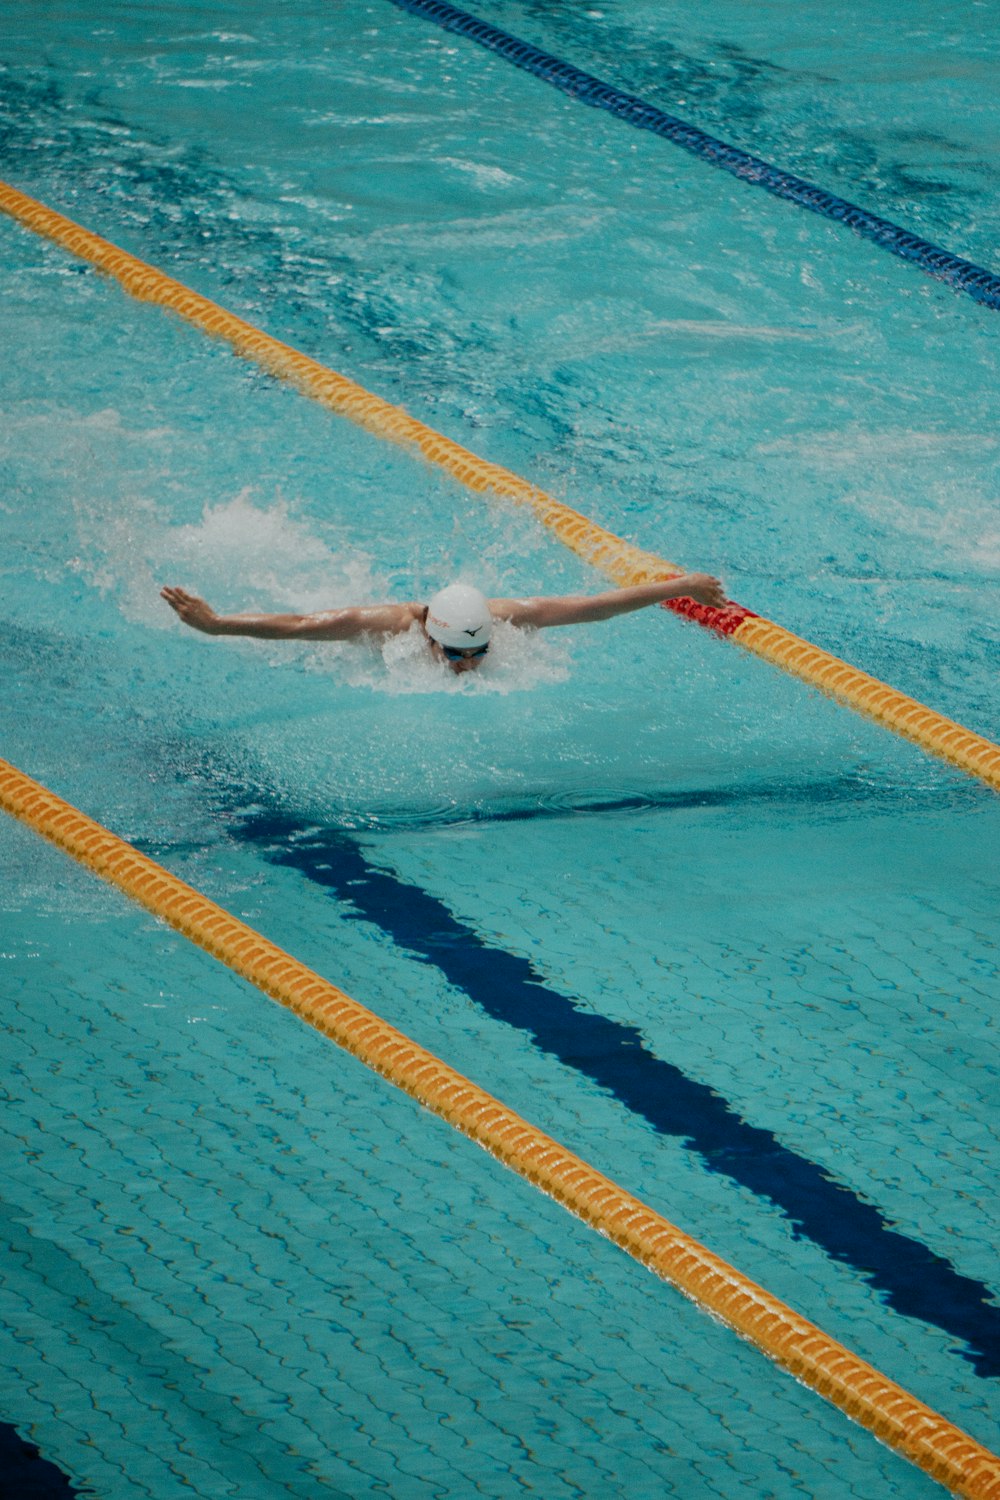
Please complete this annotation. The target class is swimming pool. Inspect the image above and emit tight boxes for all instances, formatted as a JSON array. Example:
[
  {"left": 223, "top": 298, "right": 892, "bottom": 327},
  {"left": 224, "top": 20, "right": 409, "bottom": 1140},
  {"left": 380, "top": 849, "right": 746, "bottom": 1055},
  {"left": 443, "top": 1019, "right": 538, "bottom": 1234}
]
[{"left": 1, "top": 1, "right": 998, "bottom": 1495}]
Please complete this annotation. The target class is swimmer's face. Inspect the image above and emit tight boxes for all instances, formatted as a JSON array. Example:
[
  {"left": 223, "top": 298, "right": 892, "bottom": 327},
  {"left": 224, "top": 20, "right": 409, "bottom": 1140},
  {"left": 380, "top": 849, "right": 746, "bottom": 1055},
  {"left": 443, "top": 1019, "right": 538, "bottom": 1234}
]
[{"left": 430, "top": 641, "right": 490, "bottom": 675}]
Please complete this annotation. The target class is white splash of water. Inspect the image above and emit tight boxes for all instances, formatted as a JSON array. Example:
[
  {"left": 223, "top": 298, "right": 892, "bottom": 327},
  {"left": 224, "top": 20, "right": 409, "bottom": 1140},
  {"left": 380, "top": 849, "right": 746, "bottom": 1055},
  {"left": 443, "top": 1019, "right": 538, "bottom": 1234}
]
[
  {"left": 86, "top": 490, "right": 385, "bottom": 628},
  {"left": 373, "top": 618, "right": 571, "bottom": 696}
]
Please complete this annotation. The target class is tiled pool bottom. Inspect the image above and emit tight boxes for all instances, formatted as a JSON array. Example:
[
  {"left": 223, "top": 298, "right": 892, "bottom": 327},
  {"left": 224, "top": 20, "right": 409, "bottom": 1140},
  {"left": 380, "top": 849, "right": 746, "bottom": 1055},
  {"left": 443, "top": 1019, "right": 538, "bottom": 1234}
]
[{"left": 0, "top": 814, "right": 969, "bottom": 1500}]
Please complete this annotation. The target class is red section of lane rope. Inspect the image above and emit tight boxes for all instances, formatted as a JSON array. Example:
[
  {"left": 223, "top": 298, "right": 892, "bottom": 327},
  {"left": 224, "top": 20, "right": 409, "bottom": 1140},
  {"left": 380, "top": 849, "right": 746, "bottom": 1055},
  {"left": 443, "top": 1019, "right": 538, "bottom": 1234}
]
[{"left": 663, "top": 597, "right": 759, "bottom": 636}]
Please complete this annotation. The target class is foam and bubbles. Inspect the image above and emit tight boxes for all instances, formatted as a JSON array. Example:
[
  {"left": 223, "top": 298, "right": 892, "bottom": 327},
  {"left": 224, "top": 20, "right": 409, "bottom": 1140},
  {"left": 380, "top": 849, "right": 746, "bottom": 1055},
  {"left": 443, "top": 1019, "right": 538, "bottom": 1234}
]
[
  {"left": 377, "top": 617, "right": 569, "bottom": 696},
  {"left": 82, "top": 490, "right": 382, "bottom": 628}
]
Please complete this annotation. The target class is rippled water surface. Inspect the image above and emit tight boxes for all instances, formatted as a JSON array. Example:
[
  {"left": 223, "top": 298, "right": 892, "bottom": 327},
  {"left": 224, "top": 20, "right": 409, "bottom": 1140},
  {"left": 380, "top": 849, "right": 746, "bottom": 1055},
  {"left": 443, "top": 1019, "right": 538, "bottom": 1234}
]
[{"left": 1, "top": 2, "right": 998, "bottom": 1496}]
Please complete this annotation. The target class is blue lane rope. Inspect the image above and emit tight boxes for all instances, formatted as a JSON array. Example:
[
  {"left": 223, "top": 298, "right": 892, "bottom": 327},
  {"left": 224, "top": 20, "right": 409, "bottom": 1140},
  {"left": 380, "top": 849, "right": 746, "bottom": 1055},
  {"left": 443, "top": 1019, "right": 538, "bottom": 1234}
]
[{"left": 387, "top": 0, "right": 1000, "bottom": 312}]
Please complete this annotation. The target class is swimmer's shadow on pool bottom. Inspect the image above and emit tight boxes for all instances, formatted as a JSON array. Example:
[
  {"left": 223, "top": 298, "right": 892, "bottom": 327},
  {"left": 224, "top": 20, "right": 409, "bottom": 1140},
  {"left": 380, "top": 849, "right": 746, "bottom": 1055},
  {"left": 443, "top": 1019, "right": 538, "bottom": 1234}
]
[{"left": 155, "top": 789, "right": 999, "bottom": 1379}]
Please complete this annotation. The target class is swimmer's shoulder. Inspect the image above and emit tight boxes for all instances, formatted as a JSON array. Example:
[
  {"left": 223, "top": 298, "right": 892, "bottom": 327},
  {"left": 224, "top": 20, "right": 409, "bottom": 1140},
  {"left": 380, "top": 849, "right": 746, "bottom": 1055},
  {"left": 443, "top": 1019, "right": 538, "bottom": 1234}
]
[{"left": 352, "top": 601, "right": 425, "bottom": 636}]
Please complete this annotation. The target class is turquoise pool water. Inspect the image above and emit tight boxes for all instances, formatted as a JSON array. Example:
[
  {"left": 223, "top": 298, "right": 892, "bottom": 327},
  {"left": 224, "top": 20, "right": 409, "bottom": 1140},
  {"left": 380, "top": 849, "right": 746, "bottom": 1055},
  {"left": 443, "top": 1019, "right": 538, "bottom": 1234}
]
[{"left": 1, "top": 2, "right": 998, "bottom": 1495}]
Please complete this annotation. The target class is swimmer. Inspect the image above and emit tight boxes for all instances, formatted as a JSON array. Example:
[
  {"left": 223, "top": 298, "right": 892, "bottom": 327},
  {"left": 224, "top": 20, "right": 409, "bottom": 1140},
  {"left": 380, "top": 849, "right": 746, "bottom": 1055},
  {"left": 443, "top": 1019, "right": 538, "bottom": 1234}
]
[{"left": 160, "top": 573, "right": 728, "bottom": 675}]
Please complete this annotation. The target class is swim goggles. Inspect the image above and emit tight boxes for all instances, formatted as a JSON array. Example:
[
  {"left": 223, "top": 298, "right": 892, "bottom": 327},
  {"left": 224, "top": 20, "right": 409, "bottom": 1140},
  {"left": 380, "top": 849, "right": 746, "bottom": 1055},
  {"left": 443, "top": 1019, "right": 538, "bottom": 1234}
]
[{"left": 441, "top": 643, "right": 490, "bottom": 660}]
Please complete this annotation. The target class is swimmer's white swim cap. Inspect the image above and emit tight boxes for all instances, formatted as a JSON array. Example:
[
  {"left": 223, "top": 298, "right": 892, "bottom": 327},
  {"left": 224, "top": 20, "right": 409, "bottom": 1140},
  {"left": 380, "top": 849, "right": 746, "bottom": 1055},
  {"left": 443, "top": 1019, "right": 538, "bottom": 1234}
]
[{"left": 425, "top": 584, "right": 493, "bottom": 649}]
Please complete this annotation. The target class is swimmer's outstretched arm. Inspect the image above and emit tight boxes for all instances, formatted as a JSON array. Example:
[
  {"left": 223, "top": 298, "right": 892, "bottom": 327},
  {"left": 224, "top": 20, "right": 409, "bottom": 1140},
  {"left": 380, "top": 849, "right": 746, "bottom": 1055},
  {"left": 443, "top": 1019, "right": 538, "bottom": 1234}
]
[
  {"left": 160, "top": 587, "right": 417, "bottom": 640},
  {"left": 492, "top": 574, "right": 729, "bottom": 628}
]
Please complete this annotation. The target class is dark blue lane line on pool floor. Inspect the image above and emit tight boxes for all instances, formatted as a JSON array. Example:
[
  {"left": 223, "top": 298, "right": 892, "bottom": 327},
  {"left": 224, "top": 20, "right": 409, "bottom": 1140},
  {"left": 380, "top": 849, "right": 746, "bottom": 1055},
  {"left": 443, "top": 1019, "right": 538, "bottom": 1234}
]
[
  {"left": 0, "top": 1422, "right": 79, "bottom": 1499},
  {"left": 386, "top": 0, "right": 1000, "bottom": 311},
  {"left": 220, "top": 803, "right": 1000, "bottom": 1377}
]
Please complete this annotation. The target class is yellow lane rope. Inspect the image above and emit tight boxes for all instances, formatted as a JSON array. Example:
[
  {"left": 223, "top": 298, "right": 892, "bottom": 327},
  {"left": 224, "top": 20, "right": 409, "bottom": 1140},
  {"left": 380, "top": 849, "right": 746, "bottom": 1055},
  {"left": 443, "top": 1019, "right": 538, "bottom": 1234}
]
[
  {"left": 1, "top": 754, "right": 998, "bottom": 1499},
  {"left": 2, "top": 177, "right": 998, "bottom": 791}
]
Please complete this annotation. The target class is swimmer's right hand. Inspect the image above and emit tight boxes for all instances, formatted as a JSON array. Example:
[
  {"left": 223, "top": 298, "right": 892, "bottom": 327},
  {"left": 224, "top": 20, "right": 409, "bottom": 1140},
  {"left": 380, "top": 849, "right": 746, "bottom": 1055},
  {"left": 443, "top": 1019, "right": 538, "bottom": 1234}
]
[{"left": 161, "top": 586, "right": 221, "bottom": 634}]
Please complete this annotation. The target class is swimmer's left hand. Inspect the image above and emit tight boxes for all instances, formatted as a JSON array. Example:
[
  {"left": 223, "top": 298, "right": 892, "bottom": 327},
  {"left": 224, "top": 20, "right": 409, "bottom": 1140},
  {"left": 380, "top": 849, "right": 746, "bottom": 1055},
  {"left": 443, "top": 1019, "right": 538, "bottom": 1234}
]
[{"left": 677, "top": 573, "right": 728, "bottom": 609}]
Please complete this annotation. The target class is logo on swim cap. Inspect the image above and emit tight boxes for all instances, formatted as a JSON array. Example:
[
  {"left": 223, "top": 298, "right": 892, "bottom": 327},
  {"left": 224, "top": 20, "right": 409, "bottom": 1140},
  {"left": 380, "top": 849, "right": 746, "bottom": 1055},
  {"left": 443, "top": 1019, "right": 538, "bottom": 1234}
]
[{"left": 425, "top": 584, "right": 493, "bottom": 649}]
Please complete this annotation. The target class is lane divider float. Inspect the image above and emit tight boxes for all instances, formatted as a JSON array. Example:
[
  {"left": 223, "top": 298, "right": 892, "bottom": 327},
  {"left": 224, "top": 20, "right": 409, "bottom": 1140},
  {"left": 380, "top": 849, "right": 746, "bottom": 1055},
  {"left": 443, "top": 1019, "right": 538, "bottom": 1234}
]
[
  {"left": 1, "top": 177, "right": 998, "bottom": 792},
  {"left": 387, "top": 0, "right": 1000, "bottom": 311},
  {"left": 1, "top": 753, "right": 998, "bottom": 1499}
]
